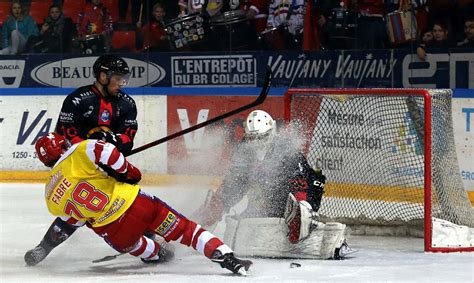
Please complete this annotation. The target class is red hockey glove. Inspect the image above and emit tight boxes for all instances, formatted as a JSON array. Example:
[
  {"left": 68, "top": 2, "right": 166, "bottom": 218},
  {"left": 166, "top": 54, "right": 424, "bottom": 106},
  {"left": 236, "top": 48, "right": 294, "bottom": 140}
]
[{"left": 125, "top": 162, "right": 141, "bottom": 184}]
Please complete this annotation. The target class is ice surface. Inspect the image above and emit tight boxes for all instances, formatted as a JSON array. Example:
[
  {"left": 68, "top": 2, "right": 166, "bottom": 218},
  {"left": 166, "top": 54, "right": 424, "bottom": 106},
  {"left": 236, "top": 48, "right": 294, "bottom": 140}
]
[{"left": 1, "top": 183, "right": 472, "bottom": 282}]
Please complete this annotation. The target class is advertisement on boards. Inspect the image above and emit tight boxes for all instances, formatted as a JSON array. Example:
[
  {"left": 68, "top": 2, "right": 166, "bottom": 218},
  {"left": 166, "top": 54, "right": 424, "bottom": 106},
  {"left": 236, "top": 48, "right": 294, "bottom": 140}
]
[
  {"left": 165, "top": 95, "right": 283, "bottom": 175},
  {"left": 0, "top": 94, "right": 167, "bottom": 172},
  {"left": 1, "top": 49, "right": 472, "bottom": 89}
]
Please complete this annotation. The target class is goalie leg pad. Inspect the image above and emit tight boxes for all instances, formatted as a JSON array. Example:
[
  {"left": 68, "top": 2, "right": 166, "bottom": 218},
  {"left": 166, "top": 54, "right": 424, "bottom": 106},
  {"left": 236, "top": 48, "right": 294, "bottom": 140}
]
[
  {"left": 284, "top": 193, "right": 317, "bottom": 244},
  {"left": 319, "top": 222, "right": 350, "bottom": 259},
  {"left": 225, "top": 216, "right": 354, "bottom": 260},
  {"left": 227, "top": 217, "right": 325, "bottom": 258}
]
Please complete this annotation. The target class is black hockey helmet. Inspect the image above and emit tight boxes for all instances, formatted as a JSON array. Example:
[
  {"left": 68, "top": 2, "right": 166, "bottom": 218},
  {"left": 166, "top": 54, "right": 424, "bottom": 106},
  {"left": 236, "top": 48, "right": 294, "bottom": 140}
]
[{"left": 93, "top": 55, "right": 130, "bottom": 79}]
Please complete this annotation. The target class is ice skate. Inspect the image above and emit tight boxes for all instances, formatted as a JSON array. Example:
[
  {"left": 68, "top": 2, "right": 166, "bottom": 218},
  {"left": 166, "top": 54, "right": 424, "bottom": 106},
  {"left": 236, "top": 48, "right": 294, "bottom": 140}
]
[
  {"left": 141, "top": 239, "right": 175, "bottom": 264},
  {"left": 211, "top": 250, "right": 252, "bottom": 276}
]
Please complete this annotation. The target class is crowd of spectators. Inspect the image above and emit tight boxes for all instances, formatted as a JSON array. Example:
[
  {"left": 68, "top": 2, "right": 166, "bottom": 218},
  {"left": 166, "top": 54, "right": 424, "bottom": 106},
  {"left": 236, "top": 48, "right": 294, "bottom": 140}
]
[{"left": 0, "top": 0, "right": 473, "bottom": 54}]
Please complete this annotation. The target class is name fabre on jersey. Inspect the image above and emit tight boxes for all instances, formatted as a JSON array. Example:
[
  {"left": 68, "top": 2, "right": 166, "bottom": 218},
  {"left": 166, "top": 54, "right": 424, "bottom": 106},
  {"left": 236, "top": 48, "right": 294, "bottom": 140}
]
[{"left": 45, "top": 170, "right": 71, "bottom": 205}]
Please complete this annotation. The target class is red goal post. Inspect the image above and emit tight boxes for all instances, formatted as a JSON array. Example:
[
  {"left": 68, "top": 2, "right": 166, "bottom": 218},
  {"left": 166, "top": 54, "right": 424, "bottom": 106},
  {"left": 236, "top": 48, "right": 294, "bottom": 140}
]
[{"left": 284, "top": 88, "right": 473, "bottom": 252}]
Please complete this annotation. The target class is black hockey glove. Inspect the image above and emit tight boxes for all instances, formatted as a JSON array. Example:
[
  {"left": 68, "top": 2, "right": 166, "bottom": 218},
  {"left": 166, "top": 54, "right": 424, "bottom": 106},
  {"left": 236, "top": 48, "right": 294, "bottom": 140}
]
[
  {"left": 308, "top": 168, "right": 326, "bottom": 212},
  {"left": 88, "top": 130, "right": 119, "bottom": 145},
  {"left": 99, "top": 162, "right": 142, "bottom": 185}
]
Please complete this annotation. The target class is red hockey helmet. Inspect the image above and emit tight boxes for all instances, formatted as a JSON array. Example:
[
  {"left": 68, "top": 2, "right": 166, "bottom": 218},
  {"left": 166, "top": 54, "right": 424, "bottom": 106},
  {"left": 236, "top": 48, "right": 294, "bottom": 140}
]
[{"left": 35, "top": 133, "right": 68, "bottom": 167}]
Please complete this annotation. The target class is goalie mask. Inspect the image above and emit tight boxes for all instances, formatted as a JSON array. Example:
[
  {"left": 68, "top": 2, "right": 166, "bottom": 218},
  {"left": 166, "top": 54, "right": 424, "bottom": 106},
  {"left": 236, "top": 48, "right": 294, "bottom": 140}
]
[
  {"left": 244, "top": 110, "right": 276, "bottom": 160},
  {"left": 35, "top": 133, "right": 69, "bottom": 167}
]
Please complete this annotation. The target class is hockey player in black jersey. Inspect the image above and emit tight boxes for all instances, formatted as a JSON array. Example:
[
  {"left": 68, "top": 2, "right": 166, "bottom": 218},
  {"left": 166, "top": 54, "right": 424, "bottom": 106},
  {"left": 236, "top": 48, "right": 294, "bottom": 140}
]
[
  {"left": 194, "top": 110, "right": 355, "bottom": 259},
  {"left": 25, "top": 55, "right": 145, "bottom": 267},
  {"left": 55, "top": 54, "right": 138, "bottom": 155}
]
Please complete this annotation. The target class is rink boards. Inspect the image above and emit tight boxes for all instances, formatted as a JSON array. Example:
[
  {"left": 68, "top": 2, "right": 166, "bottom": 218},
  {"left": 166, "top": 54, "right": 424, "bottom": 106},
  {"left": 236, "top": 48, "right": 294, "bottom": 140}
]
[{"left": 0, "top": 88, "right": 472, "bottom": 200}]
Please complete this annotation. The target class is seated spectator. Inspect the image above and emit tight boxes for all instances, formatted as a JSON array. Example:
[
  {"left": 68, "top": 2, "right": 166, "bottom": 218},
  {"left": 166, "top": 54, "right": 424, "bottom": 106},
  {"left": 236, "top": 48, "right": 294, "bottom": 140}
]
[
  {"left": 76, "top": 0, "right": 113, "bottom": 53},
  {"left": 428, "top": 0, "right": 455, "bottom": 38},
  {"left": 419, "top": 27, "right": 434, "bottom": 45},
  {"left": 457, "top": 16, "right": 474, "bottom": 48},
  {"left": 0, "top": 0, "right": 38, "bottom": 55},
  {"left": 32, "top": 4, "right": 75, "bottom": 53},
  {"left": 416, "top": 21, "right": 453, "bottom": 60},
  {"left": 136, "top": 2, "right": 169, "bottom": 51}
]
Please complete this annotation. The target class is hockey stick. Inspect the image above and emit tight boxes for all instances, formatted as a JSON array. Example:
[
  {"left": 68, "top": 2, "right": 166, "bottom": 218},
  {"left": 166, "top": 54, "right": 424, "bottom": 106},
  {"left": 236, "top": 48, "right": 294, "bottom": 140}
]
[
  {"left": 92, "top": 253, "right": 125, "bottom": 263},
  {"left": 127, "top": 67, "right": 272, "bottom": 156}
]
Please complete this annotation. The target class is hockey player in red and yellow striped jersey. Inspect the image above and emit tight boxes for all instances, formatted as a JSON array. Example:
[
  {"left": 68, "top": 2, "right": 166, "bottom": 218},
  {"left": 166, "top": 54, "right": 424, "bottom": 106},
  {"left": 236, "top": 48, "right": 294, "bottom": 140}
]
[{"left": 25, "top": 133, "right": 252, "bottom": 276}]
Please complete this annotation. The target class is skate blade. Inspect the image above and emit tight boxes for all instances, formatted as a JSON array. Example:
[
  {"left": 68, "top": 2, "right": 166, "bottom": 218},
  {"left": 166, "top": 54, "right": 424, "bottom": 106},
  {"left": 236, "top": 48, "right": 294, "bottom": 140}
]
[
  {"left": 236, "top": 266, "right": 248, "bottom": 276},
  {"left": 340, "top": 247, "right": 358, "bottom": 258}
]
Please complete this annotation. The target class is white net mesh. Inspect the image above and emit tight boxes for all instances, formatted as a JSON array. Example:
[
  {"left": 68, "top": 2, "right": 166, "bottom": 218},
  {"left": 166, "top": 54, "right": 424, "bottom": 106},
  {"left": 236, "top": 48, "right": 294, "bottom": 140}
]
[{"left": 287, "top": 89, "right": 473, "bottom": 234}]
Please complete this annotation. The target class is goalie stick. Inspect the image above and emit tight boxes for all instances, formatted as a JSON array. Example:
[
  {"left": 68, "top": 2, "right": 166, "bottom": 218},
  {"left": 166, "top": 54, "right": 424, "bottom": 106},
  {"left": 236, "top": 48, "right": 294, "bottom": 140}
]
[{"left": 126, "top": 67, "right": 273, "bottom": 156}]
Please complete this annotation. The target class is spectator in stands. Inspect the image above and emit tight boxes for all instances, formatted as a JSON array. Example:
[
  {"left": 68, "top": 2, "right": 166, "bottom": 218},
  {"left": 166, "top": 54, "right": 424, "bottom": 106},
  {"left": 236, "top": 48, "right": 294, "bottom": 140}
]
[
  {"left": 457, "top": 16, "right": 474, "bottom": 48},
  {"left": 427, "top": 0, "right": 454, "bottom": 38},
  {"left": 119, "top": 0, "right": 139, "bottom": 23},
  {"left": 179, "top": 0, "right": 223, "bottom": 17},
  {"left": 76, "top": 0, "right": 113, "bottom": 53},
  {"left": 453, "top": 1, "right": 474, "bottom": 42},
  {"left": 32, "top": 4, "right": 75, "bottom": 53},
  {"left": 136, "top": 2, "right": 169, "bottom": 51},
  {"left": 159, "top": 0, "right": 180, "bottom": 20},
  {"left": 353, "top": 0, "right": 389, "bottom": 49},
  {"left": 316, "top": 0, "right": 356, "bottom": 50},
  {"left": 238, "top": 0, "right": 271, "bottom": 35},
  {"left": 416, "top": 21, "right": 453, "bottom": 61},
  {"left": 266, "top": 0, "right": 306, "bottom": 49},
  {"left": 419, "top": 27, "right": 434, "bottom": 45},
  {"left": 0, "top": 0, "right": 38, "bottom": 55}
]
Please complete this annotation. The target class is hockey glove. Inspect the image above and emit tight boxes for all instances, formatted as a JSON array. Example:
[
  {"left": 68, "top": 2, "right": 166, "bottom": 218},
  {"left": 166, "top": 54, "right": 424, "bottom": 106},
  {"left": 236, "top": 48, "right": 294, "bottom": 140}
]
[
  {"left": 114, "top": 162, "right": 142, "bottom": 184},
  {"left": 125, "top": 162, "right": 142, "bottom": 184},
  {"left": 309, "top": 169, "right": 326, "bottom": 212},
  {"left": 88, "top": 130, "right": 119, "bottom": 145}
]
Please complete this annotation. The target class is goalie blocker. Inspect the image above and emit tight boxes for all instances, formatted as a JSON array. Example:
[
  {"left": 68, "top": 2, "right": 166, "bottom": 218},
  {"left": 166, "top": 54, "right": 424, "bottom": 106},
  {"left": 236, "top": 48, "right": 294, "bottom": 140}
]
[{"left": 223, "top": 193, "right": 355, "bottom": 259}]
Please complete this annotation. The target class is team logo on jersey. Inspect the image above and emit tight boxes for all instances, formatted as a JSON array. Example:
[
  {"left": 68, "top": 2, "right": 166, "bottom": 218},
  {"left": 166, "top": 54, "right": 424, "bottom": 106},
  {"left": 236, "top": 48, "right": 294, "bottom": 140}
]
[
  {"left": 100, "top": 110, "right": 110, "bottom": 123},
  {"left": 155, "top": 212, "right": 177, "bottom": 235}
]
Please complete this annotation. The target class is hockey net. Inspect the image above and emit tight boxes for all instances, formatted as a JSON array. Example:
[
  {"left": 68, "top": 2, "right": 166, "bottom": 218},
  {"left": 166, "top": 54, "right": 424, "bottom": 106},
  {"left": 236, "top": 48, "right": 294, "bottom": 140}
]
[{"left": 284, "top": 88, "right": 473, "bottom": 252}]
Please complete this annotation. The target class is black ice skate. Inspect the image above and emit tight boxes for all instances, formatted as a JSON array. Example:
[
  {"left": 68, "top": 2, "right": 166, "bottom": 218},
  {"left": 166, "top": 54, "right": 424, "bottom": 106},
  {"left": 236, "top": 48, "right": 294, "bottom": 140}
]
[
  {"left": 211, "top": 251, "right": 253, "bottom": 276},
  {"left": 24, "top": 242, "right": 53, "bottom": 266}
]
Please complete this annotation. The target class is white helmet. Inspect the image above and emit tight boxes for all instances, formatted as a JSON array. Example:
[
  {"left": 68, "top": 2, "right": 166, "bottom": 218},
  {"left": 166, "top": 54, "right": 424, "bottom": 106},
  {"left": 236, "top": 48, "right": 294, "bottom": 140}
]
[{"left": 244, "top": 110, "right": 275, "bottom": 138}]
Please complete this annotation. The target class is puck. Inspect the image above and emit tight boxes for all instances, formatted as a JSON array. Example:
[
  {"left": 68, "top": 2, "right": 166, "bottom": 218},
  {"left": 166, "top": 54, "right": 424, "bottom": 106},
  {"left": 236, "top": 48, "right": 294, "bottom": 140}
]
[{"left": 290, "top": 262, "right": 301, "bottom": 268}]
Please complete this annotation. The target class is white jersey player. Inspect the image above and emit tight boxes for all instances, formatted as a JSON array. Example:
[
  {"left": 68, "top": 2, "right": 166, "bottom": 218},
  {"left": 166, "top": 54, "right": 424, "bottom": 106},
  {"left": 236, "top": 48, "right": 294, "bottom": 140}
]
[{"left": 195, "top": 110, "right": 355, "bottom": 259}]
